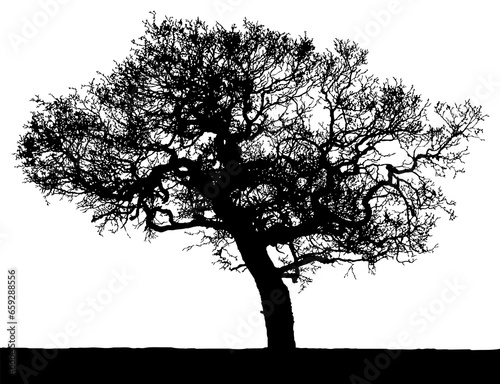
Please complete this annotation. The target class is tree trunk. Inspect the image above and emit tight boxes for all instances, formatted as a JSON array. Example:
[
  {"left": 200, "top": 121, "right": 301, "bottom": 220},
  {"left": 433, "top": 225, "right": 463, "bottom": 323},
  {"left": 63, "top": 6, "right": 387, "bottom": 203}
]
[{"left": 233, "top": 233, "right": 296, "bottom": 349}]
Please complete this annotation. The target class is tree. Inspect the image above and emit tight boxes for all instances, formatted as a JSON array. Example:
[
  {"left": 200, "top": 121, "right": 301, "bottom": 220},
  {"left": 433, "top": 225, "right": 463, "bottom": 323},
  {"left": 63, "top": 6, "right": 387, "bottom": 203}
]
[{"left": 15, "top": 13, "right": 485, "bottom": 349}]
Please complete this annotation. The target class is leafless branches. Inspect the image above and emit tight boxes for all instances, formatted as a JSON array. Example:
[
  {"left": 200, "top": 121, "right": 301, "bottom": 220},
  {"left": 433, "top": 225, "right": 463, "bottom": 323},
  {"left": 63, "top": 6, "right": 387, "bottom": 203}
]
[{"left": 15, "top": 15, "right": 486, "bottom": 290}]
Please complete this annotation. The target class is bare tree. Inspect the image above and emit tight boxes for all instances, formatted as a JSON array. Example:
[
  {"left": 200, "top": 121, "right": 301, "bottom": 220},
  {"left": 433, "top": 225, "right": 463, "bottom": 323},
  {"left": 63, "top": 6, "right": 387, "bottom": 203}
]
[{"left": 15, "top": 13, "right": 485, "bottom": 348}]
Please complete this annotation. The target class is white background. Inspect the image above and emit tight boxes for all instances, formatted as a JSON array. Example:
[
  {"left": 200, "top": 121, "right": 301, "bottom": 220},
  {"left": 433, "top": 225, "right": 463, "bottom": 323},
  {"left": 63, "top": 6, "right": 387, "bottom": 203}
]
[{"left": 0, "top": 0, "right": 498, "bottom": 349}]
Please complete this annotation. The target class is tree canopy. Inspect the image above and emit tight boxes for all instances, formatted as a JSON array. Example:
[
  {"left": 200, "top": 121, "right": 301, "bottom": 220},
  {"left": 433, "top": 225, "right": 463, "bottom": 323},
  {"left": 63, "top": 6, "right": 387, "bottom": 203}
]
[{"left": 16, "top": 13, "right": 485, "bottom": 290}]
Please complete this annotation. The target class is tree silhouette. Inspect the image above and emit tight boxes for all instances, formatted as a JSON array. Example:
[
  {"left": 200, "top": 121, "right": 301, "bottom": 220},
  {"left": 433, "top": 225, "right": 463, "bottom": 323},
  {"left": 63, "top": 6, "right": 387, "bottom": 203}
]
[{"left": 15, "top": 13, "right": 485, "bottom": 349}]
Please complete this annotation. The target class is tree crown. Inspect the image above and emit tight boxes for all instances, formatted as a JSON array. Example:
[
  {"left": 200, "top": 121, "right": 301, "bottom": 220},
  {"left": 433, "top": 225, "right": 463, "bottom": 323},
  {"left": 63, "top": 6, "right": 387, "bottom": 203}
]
[{"left": 16, "top": 13, "right": 485, "bottom": 288}]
